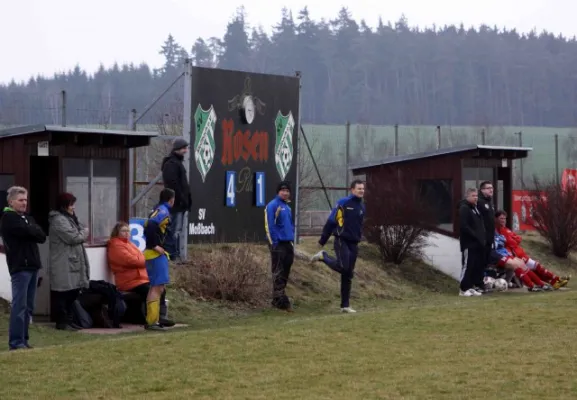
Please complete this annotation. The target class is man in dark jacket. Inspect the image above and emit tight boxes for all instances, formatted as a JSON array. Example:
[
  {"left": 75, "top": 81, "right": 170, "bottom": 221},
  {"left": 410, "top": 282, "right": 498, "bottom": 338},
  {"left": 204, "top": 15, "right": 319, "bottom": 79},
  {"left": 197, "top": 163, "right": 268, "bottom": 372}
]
[
  {"left": 0, "top": 186, "right": 46, "bottom": 350},
  {"left": 161, "top": 138, "right": 191, "bottom": 261},
  {"left": 264, "top": 181, "right": 295, "bottom": 312},
  {"left": 458, "top": 188, "right": 486, "bottom": 297},
  {"left": 477, "top": 181, "right": 495, "bottom": 285},
  {"left": 311, "top": 180, "right": 366, "bottom": 313}
]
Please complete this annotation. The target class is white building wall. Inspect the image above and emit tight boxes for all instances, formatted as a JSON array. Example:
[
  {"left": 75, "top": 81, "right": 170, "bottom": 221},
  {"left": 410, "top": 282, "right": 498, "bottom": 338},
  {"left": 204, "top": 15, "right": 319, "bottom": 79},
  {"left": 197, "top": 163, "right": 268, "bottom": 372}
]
[{"left": 421, "top": 232, "right": 462, "bottom": 281}]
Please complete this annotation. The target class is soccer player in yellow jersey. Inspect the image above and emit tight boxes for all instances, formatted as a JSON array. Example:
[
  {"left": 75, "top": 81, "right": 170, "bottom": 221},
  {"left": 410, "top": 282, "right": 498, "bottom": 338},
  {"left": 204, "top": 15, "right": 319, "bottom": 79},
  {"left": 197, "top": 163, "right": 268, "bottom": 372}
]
[{"left": 143, "top": 188, "right": 175, "bottom": 331}]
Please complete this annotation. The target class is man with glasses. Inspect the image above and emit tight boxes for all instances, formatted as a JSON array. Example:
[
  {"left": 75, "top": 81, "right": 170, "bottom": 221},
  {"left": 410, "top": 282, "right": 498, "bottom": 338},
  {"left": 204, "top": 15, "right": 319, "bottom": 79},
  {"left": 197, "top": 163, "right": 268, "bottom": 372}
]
[{"left": 477, "top": 181, "right": 496, "bottom": 291}]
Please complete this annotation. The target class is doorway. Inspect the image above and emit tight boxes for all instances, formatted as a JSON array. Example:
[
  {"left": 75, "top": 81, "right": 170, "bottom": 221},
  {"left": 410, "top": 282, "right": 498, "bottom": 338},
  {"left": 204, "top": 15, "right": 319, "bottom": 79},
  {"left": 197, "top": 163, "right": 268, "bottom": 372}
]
[{"left": 29, "top": 156, "right": 60, "bottom": 316}]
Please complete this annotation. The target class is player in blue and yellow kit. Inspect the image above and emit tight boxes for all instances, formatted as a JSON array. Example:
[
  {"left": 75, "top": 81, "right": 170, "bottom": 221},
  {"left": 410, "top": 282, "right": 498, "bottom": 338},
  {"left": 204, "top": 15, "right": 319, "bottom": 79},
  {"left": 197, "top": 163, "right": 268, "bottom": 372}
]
[
  {"left": 143, "top": 188, "right": 175, "bottom": 331},
  {"left": 311, "top": 180, "right": 366, "bottom": 313}
]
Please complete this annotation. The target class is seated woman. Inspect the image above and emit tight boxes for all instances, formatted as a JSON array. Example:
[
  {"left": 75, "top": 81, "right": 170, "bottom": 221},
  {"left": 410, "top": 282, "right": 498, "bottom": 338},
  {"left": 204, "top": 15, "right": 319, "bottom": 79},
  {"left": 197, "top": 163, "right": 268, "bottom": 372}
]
[
  {"left": 491, "top": 231, "right": 553, "bottom": 292},
  {"left": 495, "top": 210, "right": 569, "bottom": 290},
  {"left": 107, "top": 222, "right": 174, "bottom": 327}
]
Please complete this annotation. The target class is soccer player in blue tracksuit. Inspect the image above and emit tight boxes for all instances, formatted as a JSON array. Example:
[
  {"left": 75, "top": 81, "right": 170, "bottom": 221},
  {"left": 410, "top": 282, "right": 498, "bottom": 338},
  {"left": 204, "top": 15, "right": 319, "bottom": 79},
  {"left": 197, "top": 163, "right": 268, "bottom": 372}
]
[
  {"left": 264, "top": 181, "right": 295, "bottom": 312},
  {"left": 311, "top": 180, "right": 366, "bottom": 313}
]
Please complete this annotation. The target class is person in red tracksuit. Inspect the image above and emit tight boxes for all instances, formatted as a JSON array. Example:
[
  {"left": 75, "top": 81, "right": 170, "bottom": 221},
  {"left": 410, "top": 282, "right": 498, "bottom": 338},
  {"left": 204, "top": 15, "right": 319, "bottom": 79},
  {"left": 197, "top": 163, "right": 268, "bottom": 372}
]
[{"left": 495, "top": 210, "right": 570, "bottom": 290}]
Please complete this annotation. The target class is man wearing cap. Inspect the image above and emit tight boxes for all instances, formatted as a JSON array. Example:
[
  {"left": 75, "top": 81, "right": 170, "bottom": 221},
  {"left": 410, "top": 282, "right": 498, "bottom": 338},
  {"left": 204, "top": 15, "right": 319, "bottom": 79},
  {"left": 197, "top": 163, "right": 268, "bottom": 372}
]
[
  {"left": 161, "top": 138, "right": 192, "bottom": 262},
  {"left": 264, "top": 181, "right": 295, "bottom": 312}
]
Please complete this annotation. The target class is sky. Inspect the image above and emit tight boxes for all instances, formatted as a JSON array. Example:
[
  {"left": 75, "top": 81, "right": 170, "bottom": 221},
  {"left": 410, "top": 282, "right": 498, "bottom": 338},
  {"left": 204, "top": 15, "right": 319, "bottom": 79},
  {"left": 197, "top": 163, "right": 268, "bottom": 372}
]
[{"left": 1, "top": 0, "right": 576, "bottom": 84}]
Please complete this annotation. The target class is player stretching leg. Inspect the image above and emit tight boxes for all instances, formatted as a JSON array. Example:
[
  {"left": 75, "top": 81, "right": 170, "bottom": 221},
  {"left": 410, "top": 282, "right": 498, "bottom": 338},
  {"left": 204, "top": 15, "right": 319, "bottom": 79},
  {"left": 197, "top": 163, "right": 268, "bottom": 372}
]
[{"left": 311, "top": 180, "right": 366, "bottom": 313}]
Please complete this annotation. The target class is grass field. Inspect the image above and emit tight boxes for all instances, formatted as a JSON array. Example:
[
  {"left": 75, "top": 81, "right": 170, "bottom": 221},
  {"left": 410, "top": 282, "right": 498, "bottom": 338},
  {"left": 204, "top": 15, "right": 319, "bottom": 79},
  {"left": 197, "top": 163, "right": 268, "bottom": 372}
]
[{"left": 0, "top": 236, "right": 575, "bottom": 399}]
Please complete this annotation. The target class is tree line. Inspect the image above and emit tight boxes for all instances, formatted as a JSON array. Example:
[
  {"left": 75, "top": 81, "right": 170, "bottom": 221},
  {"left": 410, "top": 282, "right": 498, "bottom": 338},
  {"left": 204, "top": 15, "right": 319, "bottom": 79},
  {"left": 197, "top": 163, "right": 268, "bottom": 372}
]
[{"left": 2, "top": 6, "right": 577, "bottom": 127}]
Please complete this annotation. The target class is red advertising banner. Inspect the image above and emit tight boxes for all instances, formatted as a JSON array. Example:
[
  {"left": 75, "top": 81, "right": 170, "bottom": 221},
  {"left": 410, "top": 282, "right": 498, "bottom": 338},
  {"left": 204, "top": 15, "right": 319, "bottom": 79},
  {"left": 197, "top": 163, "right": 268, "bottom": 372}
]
[
  {"left": 562, "top": 168, "right": 577, "bottom": 190},
  {"left": 512, "top": 169, "right": 576, "bottom": 232},
  {"left": 511, "top": 190, "right": 542, "bottom": 232}
]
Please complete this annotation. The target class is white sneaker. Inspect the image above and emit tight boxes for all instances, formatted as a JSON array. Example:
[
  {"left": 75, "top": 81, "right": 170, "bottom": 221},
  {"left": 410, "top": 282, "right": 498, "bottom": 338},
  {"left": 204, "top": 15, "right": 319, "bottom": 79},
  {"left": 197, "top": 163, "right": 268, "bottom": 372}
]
[
  {"left": 310, "top": 251, "right": 324, "bottom": 263},
  {"left": 341, "top": 307, "right": 357, "bottom": 313},
  {"left": 459, "top": 289, "right": 481, "bottom": 297}
]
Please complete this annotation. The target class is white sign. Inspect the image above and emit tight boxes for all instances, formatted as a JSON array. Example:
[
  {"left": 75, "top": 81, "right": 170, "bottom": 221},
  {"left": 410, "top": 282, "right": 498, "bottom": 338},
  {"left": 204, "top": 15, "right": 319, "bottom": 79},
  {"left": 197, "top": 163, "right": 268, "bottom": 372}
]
[
  {"left": 37, "top": 141, "right": 49, "bottom": 156},
  {"left": 129, "top": 221, "right": 146, "bottom": 252},
  {"left": 189, "top": 222, "right": 216, "bottom": 235},
  {"left": 189, "top": 208, "right": 216, "bottom": 236}
]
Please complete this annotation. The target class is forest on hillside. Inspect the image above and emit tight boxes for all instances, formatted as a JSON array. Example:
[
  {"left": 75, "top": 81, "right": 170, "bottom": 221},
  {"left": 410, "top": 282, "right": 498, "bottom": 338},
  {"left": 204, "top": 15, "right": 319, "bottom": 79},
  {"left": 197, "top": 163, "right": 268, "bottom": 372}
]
[{"left": 2, "top": 6, "right": 577, "bottom": 127}]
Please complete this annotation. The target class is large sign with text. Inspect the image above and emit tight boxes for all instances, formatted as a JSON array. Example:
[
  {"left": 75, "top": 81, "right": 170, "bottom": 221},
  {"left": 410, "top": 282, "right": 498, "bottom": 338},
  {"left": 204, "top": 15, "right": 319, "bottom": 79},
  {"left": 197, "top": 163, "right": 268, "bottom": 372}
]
[{"left": 188, "top": 67, "right": 300, "bottom": 243}]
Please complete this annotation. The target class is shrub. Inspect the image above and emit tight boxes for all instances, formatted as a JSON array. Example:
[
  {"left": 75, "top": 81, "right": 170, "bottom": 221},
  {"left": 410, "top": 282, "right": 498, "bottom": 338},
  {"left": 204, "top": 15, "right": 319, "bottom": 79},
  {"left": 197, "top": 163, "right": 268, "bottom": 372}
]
[
  {"left": 531, "top": 177, "right": 577, "bottom": 258},
  {"left": 364, "top": 176, "right": 435, "bottom": 264},
  {"left": 173, "top": 243, "right": 271, "bottom": 305}
]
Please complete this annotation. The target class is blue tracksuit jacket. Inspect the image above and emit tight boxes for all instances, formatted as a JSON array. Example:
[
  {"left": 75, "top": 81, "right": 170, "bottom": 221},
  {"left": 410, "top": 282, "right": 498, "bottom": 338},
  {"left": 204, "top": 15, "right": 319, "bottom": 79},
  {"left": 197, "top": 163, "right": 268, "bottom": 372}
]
[
  {"left": 494, "top": 232, "right": 511, "bottom": 258},
  {"left": 264, "top": 196, "right": 294, "bottom": 246},
  {"left": 319, "top": 194, "right": 365, "bottom": 246}
]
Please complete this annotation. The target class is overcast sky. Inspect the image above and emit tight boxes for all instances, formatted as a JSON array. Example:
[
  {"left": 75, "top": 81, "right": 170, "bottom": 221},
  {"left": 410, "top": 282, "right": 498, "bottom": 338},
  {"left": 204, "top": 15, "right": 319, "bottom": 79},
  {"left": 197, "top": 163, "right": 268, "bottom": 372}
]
[{"left": 1, "top": 0, "right": 575, "bottom": 84}]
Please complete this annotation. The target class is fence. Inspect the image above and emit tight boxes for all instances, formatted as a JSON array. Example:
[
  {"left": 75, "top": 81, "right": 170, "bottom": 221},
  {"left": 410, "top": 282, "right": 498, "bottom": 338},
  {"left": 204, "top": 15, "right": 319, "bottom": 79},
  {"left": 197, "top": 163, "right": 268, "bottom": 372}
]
[{"left": 2, "top": 89, "right": 577, "bottom": 227}]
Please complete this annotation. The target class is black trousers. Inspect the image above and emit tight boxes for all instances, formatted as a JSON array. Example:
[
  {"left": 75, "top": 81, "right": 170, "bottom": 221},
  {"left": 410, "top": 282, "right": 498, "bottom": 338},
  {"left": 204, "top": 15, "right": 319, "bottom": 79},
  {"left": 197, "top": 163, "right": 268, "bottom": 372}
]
[
  {"left": 270, "top": 242, "right": 294, "bottom": 309},
  {"left": 322, "top": 238, "right": 359, "bottom": 308},
  {"left": 53, "top": 289, "right": 80, "bottom": 326},
  {"left": 477, "top": 244, "right": 492, "bottom": 286},
  {"left": 460, "top": 247, "right": 485, "bottom": 291}
]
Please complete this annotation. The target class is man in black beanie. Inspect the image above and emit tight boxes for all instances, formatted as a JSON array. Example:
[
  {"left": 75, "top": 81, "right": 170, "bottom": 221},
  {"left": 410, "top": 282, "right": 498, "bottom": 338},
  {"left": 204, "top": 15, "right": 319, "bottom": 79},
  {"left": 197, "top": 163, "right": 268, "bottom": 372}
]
[
  {"left": 161, "top": 138, "right": 192, "bottom": 261},
  {"left": 264, "top": 181, "right": 295, "bottom": 312}
]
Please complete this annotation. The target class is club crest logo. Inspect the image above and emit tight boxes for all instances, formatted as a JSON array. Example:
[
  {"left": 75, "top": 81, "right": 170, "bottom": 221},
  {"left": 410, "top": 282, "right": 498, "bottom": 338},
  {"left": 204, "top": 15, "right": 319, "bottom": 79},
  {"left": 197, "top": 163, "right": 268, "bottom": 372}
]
[
  {"left": 193, "top": 104, "right": 217, "bottom": 182},
  {"left": 274, "top": 110, "right": 295, "bottom": 180}
]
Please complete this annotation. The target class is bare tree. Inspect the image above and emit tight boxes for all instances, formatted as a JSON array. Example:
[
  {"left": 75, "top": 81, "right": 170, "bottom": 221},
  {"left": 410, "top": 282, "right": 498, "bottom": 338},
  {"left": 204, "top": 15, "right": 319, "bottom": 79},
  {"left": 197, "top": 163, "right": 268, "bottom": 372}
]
[{"left": 532, "top": 176, "right": 577, "bottom": 258}]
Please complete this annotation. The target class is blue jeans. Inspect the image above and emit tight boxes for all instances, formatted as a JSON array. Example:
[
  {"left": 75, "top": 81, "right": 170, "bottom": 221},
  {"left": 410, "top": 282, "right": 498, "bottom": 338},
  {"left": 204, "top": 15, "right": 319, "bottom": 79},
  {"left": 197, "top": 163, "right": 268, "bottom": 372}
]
[
  {"left": 164, "top": 211, "right": 184, "bottom": 260},
  {"left": 9, "top": 270, "right": 38, "bottom": 350}
]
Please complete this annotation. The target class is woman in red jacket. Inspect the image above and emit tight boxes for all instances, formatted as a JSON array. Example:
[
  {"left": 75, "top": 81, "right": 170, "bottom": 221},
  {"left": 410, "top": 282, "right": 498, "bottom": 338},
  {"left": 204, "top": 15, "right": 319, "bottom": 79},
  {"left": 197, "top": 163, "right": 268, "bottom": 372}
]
[
  {"left": 495, "top": 211, "right": 569, "bottom": 289},
  {"left": 107, "top": 222, "right": 174, "bottom": 326},
  {"left": 107, "top": 222, "right": 149, "bottom": 292}
]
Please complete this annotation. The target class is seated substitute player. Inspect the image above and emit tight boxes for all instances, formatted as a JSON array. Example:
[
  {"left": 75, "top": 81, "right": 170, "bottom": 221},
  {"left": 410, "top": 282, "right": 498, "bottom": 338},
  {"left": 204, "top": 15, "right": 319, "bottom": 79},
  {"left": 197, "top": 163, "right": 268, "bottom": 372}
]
[
  {"left": 495, "top": 210, "right": 569, "bottom": 289},
  {"left": 491, "top": 231, "right": 553, "bottom": 292},
  {"left": 143, "top": 188, "right": 175, "bottom": 331}
]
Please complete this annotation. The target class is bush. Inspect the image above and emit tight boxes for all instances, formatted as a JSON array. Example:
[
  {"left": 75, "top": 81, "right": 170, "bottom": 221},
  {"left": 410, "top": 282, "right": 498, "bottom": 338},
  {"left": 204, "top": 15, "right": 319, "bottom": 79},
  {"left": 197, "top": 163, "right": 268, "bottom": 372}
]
[
  {"left": 173, "top": 244, "right": 271, "bottom": 305},
  {"left": 531, "top": 178, "right": 577, "bottom": 258},
  {"left": 364, "top": 176, "right": 435, "bottom": 264}
]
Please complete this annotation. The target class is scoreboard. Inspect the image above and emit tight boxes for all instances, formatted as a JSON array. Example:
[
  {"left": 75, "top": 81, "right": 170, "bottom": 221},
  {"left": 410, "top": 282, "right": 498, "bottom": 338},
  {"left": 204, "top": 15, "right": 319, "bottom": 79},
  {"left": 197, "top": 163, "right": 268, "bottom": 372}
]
[{"left": 187, "top": 67, "right": 300, "bottom": 243}]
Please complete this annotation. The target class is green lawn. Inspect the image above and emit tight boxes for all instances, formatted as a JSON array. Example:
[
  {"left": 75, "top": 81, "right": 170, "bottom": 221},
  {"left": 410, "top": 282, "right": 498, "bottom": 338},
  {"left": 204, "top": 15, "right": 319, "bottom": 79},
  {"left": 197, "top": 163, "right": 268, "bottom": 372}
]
[
  {"left": 0, "top": 236, "right": 575, "bottom": 399},
  {"left": 1, "top": 290, "right": 576, "bottom": 399}
]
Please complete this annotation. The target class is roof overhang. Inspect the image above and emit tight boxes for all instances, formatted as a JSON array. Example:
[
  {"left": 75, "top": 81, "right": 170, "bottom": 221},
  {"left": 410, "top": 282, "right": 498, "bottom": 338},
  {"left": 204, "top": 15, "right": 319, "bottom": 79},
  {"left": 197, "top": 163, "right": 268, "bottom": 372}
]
[
  {"left": 349, "top": 144, "right": 533, "bottom": 173},
  {"left": 0, "top": 124, "right": 158, "bottom": 148}
]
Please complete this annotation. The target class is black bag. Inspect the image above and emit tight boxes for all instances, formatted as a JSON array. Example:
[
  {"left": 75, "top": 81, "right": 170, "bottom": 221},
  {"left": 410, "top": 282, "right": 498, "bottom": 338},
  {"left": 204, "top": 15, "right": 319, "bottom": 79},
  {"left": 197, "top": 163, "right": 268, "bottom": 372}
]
[
  {"left": 71, "top": 299, "right": 93, "bottom": 328},
  {"left": 86, "top": 280, "right": 126, "bottom": 328}
]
